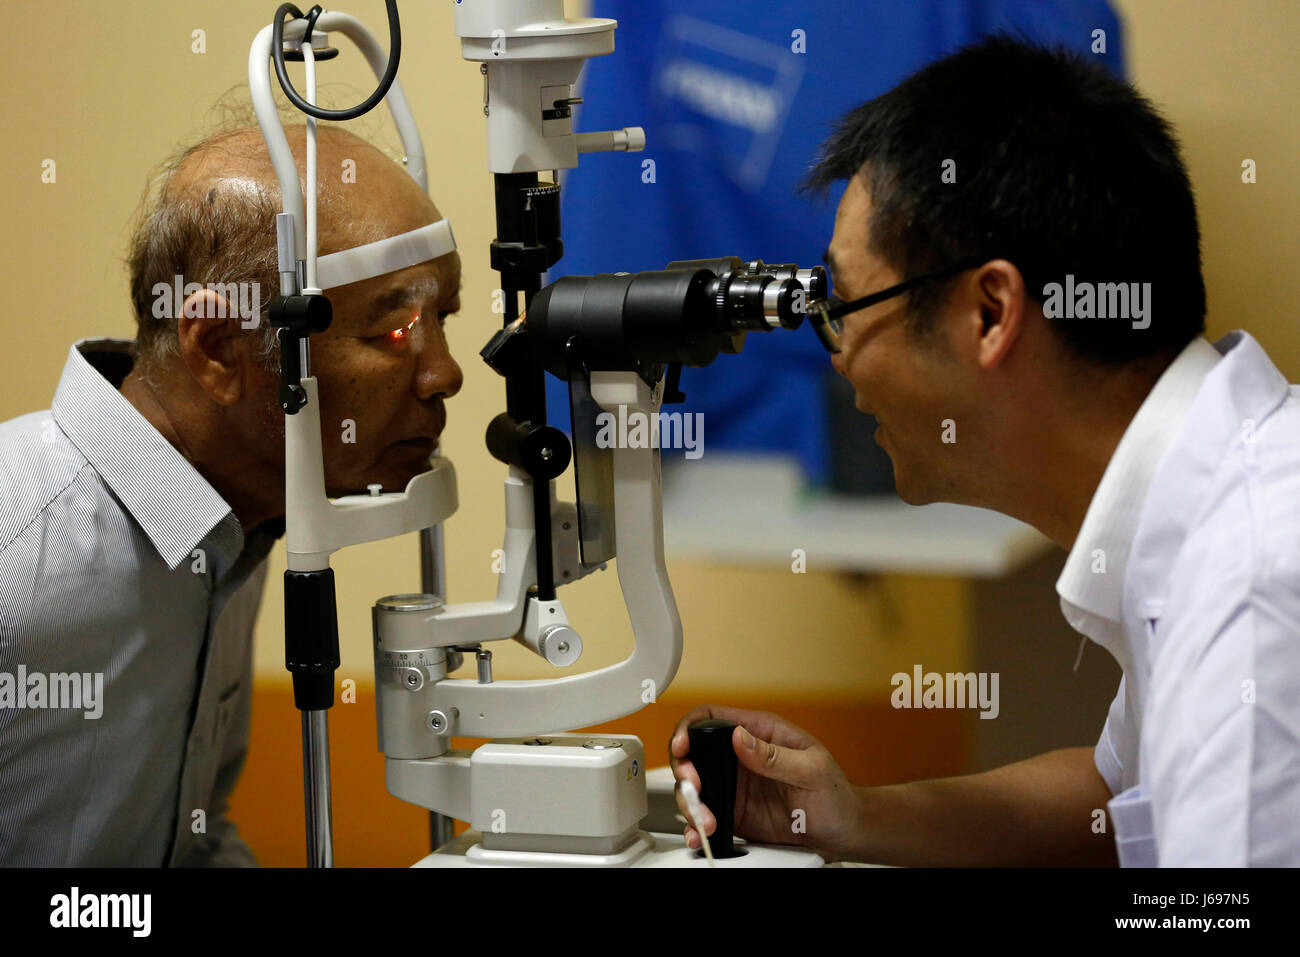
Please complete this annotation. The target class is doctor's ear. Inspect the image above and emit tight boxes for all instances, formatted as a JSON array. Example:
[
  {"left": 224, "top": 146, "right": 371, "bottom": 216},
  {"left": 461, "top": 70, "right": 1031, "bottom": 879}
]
[{"left": 970, "top": 259, "right": 1027, "bottom": 370}]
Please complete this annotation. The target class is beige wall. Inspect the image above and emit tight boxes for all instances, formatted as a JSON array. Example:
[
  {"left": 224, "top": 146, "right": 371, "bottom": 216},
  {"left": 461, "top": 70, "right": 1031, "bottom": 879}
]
[
  {"left": 1114, "top": 0, "right": 1299, "bottom": 376},
  {"left": 1, "top": 1, "right": 1294, "bottom": 706}
]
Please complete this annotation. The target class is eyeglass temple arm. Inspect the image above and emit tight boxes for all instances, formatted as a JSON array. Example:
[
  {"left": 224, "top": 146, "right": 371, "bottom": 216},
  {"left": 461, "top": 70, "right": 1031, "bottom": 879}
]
[{"left": 822, "top": 256, "right": 988, "bottom": 321}]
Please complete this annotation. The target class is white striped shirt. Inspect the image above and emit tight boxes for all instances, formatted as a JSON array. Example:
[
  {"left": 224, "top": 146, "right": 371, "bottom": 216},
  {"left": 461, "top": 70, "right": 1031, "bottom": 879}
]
[{"left": 0, "top": 339, "right": 282, "bottom": 866}]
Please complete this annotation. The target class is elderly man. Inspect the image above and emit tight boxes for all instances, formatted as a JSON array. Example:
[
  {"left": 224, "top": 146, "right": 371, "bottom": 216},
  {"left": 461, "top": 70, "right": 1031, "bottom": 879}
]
[
  {"left": 671, "top": 37, "right": 1300, "bottom": 866},
  {"left": 0, "top": 124, "right": 462, "bottom": 866}
]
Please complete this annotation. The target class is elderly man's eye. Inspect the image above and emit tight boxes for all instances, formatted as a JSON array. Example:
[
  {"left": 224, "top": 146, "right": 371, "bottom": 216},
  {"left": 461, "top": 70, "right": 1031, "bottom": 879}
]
[
  {"left": 389, "top": 316, "right": 418, "bottom": 340},
  {"left": 371, "top": 312, "right": 419, "bottom": 342},
  {"left": 368, "top": 304, "right": 454, "bottom": 344}
]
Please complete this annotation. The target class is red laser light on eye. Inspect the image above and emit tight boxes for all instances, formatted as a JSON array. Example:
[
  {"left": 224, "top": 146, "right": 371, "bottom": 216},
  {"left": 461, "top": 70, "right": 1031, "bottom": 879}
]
[{"left": 389, "top": 312, "right": 419, "bottom": 341}]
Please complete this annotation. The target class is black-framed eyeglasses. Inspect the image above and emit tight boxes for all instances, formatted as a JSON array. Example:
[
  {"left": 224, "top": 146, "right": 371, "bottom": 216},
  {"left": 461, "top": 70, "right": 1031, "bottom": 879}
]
[{"left": 808, "top": 257, "right": 987, "bottom": 354}]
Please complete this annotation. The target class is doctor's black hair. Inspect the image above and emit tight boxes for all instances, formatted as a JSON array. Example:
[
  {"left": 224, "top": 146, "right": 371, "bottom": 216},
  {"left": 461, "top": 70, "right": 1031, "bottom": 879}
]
[{"left": 801, "top": 34, "right": 1207, "bottom": 364}]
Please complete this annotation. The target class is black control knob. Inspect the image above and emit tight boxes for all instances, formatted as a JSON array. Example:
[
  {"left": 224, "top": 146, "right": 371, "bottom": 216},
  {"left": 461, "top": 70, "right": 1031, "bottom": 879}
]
[{"left": 688, "top": 719, "right": 746, "bottom": 858}]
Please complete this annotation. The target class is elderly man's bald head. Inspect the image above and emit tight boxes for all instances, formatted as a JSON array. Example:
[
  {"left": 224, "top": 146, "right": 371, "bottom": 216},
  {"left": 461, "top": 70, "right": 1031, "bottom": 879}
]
[
  {"left": 118, "top": 121, "right": 462, "bottom": 525},
  {"left": 127, "top": 124, "right": 440, "bottom": 377}
]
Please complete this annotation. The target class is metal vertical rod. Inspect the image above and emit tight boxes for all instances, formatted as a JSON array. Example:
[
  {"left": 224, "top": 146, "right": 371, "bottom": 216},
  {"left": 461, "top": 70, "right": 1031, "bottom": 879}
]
[
  {"left": 429, "top": 807, "right": 455, "bottom": 851},
  {"left": 421, "top": 522, "right": 456, "bottom": 851},
  {"left": 302, "top": 709, "right": 334, "bottom": 867},
  {"left": 420, "top": 524, "right": 446, "bottom": 598}
]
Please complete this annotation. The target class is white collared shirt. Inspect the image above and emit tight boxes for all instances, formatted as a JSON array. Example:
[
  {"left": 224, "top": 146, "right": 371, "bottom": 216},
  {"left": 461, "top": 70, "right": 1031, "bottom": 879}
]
[{"left": 1058, "top": 330, "right": 1300, "bottom": 866}]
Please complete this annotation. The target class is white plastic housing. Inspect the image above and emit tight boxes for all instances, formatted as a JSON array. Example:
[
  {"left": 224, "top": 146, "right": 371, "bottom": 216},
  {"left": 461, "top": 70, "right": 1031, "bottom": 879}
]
[
  {"left": 423, "top": 372, "right": 682, "bottom": 737},
  {"left": 454, "top": 0, "right": 619, "bottom": 173},
  {"left": 469, "top": 735, "right": 646, "bottom": 842}
]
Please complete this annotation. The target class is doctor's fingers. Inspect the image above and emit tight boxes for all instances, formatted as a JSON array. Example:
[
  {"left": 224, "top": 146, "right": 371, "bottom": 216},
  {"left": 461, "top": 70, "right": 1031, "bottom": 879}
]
[
  {"left": 733, "top": 726, "right": 828, "bottom": 790},
  {"left": 668, "top": 702, "right": 778, "bottom": 766},
  {"left": 674, "top": 780, "right": 717, "bottom": 840}
]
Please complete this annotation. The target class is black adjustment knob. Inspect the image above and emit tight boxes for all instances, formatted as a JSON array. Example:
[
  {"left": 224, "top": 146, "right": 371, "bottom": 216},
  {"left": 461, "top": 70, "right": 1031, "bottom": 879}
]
[
  {"left": 688, "top": 719, "right": 747, "bottom": 859},
  {"left": 775, "top": 279, "right": 805, "bottom": 330}
]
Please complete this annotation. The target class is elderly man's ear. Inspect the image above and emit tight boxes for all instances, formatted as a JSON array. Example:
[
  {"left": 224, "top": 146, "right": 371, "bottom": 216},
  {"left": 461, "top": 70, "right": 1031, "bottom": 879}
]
[{"left": 175, "top": 289, "right": 248, "bottom": 406}]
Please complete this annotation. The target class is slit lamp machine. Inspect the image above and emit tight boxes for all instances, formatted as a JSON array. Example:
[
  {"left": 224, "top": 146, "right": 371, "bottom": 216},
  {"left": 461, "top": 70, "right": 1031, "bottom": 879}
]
[{"left": 250, "top": 0, "right": 826, "bottom": 867}]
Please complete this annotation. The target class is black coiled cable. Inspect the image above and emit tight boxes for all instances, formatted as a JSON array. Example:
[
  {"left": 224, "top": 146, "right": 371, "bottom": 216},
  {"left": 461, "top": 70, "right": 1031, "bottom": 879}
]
[{"left": 271, "top": 0, "right": 401, "bottom": 121}]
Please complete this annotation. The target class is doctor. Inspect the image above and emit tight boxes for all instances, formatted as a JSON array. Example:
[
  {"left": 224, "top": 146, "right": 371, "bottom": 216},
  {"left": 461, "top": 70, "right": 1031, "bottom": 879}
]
[{"left": 670, "top": 37, "right": 1300, "bottom": 866}]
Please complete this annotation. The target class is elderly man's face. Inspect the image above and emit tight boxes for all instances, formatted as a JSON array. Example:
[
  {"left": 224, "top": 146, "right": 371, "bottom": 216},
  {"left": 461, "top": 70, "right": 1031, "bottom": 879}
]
[
  {"left": 826, "top": 174, "right": 961, "bottom": 505},
  {"left": 309, "top": 251, "right": 463, "bottom": 495},
  {"left": 243, "top": 150, "right": 464, "bottom": 497}
]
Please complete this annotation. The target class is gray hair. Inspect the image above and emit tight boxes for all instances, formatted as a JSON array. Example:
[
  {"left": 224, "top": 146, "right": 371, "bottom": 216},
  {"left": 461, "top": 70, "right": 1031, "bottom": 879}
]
[{"left": 125, "top": 91, "right": 400, "bottom": 385}]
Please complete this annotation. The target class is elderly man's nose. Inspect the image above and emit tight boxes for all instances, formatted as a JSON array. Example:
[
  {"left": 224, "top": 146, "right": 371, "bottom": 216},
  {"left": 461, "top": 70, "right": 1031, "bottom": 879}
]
[{"left": 415, "top": 339, "right": 463, "bottom": 401}]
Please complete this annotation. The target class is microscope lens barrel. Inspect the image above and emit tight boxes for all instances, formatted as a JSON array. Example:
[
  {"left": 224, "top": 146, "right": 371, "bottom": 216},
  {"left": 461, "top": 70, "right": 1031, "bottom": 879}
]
[
  {"left": 718, "top": 273, "right": 774, "bottom": 331},
  {"left": 523, "top": 258, "right": 827, "bottom": 380},
  {"left": 526, "top": 269, "right": 728, "bottom": 376},
  {"left": 797, "top": 266, "right": 829, "bottom": 300}
]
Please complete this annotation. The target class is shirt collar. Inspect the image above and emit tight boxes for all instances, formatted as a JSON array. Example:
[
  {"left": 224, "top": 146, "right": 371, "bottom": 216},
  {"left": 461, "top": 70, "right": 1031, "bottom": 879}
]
[
  {"left": 50, "top": 338, "right": 243, "bottom": 571},
  {"left": 1056, "top": 333, "right": 1224, "bottom": 657},
  {"left": 1126, "top": 330, "right": 1291, "bottom": 618}
]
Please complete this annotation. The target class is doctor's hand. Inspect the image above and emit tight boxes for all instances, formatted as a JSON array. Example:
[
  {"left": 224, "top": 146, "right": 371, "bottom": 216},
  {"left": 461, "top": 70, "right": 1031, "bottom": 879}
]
[{"left": 669, "top": 704, "right": 865, "bottom": 863}]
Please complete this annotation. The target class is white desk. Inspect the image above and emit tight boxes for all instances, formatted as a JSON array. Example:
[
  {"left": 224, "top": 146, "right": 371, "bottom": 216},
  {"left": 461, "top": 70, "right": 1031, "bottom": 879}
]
[{"left": 661, "top": 455, "right": 1051, "bottom": 576}]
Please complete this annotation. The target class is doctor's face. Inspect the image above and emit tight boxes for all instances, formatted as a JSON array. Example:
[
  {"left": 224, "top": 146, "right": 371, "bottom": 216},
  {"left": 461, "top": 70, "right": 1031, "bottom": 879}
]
[{"left": 826, "top": 174, "right": 966, "bottom": 505}]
